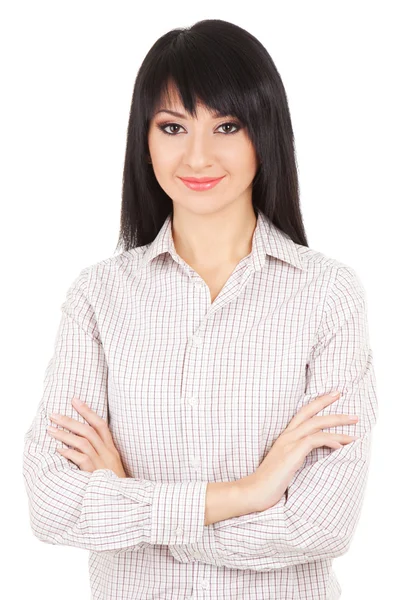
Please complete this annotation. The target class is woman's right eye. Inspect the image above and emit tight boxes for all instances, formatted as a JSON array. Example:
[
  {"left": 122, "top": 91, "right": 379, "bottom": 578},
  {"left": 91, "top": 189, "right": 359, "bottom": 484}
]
[{"left": 157, "top": 123, "right": 183, "bottom": 135}]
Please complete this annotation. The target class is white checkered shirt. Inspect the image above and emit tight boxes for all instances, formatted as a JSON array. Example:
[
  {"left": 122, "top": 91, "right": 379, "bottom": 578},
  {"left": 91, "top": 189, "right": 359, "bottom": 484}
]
[{"left": 23, "top": 208, "right": 378, "bottom": 599}]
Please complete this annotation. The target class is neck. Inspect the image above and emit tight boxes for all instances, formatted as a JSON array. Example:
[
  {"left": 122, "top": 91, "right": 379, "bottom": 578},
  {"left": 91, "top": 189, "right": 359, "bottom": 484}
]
[{"left": 171, "top": 203, "right": 258, "bottom": 269}]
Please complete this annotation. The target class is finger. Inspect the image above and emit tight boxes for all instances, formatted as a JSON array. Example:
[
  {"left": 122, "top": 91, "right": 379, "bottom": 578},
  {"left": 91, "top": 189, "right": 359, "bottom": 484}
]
[
  {"left": 56, "top": 446, "right": 95, "bottom": 472},
  {"left": 286, "top": 393, "right": 342, "bottom": 432},
  {"left": 47, "top": 427, "right": 98, "bottom": 462},
  {"left": 302, "top": 431, "right": 357, "bottom": 453},
  {"left": 49, "top": 412, "right": 106, "bottom": 455},
  {"left": 71, "top": 397, "right": 115, "bottom": 446}
]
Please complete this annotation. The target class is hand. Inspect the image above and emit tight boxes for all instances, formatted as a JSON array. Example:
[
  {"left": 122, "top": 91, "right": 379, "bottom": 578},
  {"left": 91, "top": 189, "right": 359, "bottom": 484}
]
[
  {"left": 46, "top": 396, "right": 127, "bottom": 478},
  {"left": 243, "top": 392, "right": 359, "bottom": 513}
]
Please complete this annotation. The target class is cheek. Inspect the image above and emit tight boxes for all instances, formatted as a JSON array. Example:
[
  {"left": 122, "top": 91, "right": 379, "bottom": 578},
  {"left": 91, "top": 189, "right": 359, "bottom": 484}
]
[
  {"left": 227, "top": 155, "right": 257, "bottom": 182},
  {"left": 148, "top": 142, "right": 175, "bottom": 172},
  {"left": 224, "top": 139, "right": 257, "bottom": 169},
  {"left": 151, "top": 161, "right": 180, "bottom": 194},
  {"left": 152, "top": 157, "right": 179, "bottom": 182},
  {"left": 148, "top": 129, "right": 171, "bottom": 160},
  {"left": 149, "top": 142, "right": 179, "bottom": 171}
]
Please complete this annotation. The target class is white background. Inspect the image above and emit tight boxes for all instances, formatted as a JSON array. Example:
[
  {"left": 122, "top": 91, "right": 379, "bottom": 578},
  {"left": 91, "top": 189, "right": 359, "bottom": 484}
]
[{"left": 2, "top": 1, "right": 397, "bottom": 598}]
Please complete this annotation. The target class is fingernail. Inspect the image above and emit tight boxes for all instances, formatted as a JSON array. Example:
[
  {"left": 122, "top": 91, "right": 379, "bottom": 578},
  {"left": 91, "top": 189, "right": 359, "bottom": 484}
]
[
  {"left": 72, "top": 397, "right": 84, "bottom": 405},
  {"left": 330, "top": 391, "right": 340, "bottom": 397},
  {"left": 349, "top": 416, "right": 358, "bottom": 421}
]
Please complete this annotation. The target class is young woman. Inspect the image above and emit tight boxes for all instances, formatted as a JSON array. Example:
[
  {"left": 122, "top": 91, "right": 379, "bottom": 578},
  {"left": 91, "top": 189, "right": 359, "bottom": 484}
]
[{"left": 23, "top": 18, "right": 378, "bottom": 600}]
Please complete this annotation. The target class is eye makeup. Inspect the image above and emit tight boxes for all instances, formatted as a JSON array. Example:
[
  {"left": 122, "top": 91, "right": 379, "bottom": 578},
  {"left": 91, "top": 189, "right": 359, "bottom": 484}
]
[{"left": 156, "top": 120, "right": 242, "bottom": 136}]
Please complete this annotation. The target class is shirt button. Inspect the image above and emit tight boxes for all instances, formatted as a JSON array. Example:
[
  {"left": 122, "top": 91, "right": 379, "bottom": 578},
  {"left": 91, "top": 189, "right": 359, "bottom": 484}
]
[
  {"left": 192, "top": 335, "right": 202, "bottom": 347},
  {"left": 194, "top": 283, "right": 202, "bottom": 291},
  {"left": 200, "top": 579, "right": 209, "bottom": 589},
  {"left": 192, "top": 551, "right": 202, "bottom": 559},
  {"left": 187, "top": 396, "right": 199, "bottom": 406},
  {"left": 189, "top": 456, "right": 201, "bottom": 469},
  {"left": 174, "top": 525, "right": 184, "bottom": 535}
]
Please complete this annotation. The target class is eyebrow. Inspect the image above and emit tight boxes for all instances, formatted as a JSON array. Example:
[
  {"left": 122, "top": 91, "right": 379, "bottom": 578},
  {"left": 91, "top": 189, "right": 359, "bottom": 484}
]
[{"left": 155, "top": 109, "right": 226, "bottom": 119}]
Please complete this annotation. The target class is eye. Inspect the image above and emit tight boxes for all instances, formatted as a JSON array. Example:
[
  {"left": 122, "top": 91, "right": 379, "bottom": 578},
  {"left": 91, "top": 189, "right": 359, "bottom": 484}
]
[
  {"left": 157, "top": 123, "right": 184, "bottom": 135},
  {"left": 216, "top": 122, "right": 241, "bottom": 134},
  {"left": 156, "top": 121, "right": 242, "bottom": 136}
]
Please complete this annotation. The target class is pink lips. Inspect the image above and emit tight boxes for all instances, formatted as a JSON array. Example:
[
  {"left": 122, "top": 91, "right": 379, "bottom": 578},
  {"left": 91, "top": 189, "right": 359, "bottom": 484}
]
[{"left": 179, "top": 176, "right": 225, "bottom": 191}]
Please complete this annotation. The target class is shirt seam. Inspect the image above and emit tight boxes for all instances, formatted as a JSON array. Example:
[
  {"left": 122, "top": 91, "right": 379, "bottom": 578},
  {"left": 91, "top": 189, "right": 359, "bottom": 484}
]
[
  {"left": 310, "top": 264, "right": 339, "bottom": 353},
  {"left": 61, "top": 266, "right": 102, "bottom": 346}
]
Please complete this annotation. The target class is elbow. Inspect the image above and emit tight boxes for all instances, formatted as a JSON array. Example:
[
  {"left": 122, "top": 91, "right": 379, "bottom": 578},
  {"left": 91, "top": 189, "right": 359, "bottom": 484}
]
[
  {"left": 329, "top": 529, "right": 354, "bottom": 558},
  {"left": 29, "top": 516, "right": 60, "bottom": 546},
  {"left": 24, "top": 482, "right": 71, "bottom": 547},
  {"left": 23, "top": 461, "right": 91, "bottom": 550},
  {"left": 23, "top": 468, "right": 62, "bottom": 546},
  {"left": 319, "top": 535, "right": 351, "bottom": 560},
  {"left": 26, "top": 493, "right": 100, "bottom": 552},
  {"left": 302, "top": 529, "right": 354, "bottom": 562}
]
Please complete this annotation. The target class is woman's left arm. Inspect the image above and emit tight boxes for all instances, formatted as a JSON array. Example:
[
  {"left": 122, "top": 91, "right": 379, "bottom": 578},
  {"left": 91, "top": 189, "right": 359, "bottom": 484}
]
[{"left": 169, "top": 266, "right": 379, "bottom": 571}]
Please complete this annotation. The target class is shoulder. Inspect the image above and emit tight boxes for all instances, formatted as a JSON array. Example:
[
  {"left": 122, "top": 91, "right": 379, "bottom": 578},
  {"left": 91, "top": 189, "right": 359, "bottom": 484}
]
[
  {"left": 297, "top": 243, "right": 366, "bottom": 302},
  {"left": 79, "top": 246, "right": 148, "bottom": 283},
  {"left": 296, "top": 244, "right": 368, "bottom": 339},
  {"left": 89, "top": 246, "right": 148, "bottom": 275},
  {"left": 65, "top": 246, "right": 148, "bottom": 303}
]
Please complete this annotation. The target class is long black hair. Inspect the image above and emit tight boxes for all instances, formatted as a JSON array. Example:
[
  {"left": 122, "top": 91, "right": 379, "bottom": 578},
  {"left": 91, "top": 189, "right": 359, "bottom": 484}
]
[{"left": 116, "top": 18, "right": 308, "bottom": 253}]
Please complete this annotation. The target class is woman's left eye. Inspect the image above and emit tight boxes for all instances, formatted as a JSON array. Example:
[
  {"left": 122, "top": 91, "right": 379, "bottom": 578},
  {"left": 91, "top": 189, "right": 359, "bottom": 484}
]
[
  {"left": 217, "top": 122, "right": 241, "bottom": 134},
  {"left": 157, "top": 121, "right": 241, "bottom": 136}
]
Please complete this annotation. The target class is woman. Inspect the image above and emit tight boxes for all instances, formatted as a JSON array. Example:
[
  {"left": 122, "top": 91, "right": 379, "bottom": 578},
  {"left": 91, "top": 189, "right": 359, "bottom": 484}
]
[{"left": 22, "top": 18, "right": 378, "bottom": 600}]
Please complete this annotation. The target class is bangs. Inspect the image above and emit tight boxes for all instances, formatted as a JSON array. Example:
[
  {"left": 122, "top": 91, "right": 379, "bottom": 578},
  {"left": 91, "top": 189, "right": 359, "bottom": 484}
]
[{"left": 140, "top": 29, "right": 266, "bottom": 129}]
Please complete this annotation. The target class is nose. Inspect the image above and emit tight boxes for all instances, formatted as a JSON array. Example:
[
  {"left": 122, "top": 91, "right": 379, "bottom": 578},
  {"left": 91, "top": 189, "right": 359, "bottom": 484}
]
[{"left": 183, "top": 130, "right": 214, "bottom": 171}]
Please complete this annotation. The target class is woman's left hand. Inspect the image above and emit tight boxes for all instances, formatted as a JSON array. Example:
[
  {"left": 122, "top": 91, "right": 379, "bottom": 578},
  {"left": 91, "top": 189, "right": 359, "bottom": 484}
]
[{"left": 46, "top": 396, "right": 127, "bottom": 478}]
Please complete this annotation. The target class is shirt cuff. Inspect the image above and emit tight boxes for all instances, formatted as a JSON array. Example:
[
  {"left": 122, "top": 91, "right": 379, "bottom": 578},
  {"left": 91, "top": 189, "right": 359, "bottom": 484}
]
[
  {"left": 168, "top": 493, "right": 287, "bottom": 566},
  {"left": 150, "top": 480, "right": 209, "bottom": 545}
]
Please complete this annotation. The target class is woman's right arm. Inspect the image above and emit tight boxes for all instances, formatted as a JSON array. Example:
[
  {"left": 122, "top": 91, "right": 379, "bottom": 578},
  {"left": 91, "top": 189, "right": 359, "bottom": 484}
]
[{"left": 22, "top": 266, "right": 208, "bottom": 554}]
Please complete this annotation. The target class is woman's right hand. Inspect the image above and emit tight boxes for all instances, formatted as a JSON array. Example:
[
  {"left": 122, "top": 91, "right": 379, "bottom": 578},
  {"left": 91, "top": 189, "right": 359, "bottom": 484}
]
[{"left": 243, "top": 392, "right": 359, "bottom": 513}]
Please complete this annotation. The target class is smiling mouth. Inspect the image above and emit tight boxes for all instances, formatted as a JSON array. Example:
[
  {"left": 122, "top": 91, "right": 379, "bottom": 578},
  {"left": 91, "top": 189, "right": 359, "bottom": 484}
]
[{"left": 178, "top": 176, "right": 226, "bottom": 191}]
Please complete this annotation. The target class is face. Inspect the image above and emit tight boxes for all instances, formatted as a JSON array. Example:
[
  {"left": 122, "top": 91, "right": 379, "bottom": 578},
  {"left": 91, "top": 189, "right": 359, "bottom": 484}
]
[{"left": 147, "top": 85, "right": 259, "bottom": 216}]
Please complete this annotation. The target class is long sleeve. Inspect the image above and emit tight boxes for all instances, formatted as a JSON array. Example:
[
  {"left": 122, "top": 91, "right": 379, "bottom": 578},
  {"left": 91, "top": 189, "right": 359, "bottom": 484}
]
[
  {"left": 22, "top": 266, "right": 208, "bottom": 554},
  {"left": 169, "top": 265, "right": 378, "bottom": 571}
]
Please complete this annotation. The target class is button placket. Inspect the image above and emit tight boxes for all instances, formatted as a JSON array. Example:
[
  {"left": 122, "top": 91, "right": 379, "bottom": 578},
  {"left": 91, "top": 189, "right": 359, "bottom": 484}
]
[{"left": 181, "top": 275, "right": 205, "bottom": 493}]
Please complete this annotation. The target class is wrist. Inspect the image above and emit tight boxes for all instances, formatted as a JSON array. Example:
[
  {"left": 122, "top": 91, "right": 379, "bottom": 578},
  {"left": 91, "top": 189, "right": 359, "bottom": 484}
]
[
  {"left": 234, "top": 473, "right": 264, "bottom": 514},
  {"left": 205, "top": 480, "right": 243, "bottom": 525}
]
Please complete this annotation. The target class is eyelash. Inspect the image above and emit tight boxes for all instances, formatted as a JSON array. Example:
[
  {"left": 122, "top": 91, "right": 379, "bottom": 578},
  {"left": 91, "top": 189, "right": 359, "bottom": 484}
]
[{"left": 156, "top": 121, "right": 242, "bottom": 136}]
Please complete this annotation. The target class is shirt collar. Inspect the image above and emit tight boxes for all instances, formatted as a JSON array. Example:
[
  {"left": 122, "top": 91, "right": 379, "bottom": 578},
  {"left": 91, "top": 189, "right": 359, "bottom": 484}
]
[{"left": 137, "top": 209, "right": 305, "bottom": 273}]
